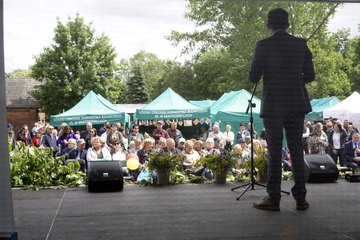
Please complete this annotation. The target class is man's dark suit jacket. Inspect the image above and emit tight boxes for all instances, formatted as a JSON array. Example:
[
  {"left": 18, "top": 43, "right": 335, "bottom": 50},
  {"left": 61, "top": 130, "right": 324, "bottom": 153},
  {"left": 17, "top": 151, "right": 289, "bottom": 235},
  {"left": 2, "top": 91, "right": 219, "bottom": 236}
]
[
  {"left": 343, "top": 141, "right": 358, "bottom": 166},
  {"left": 68, "top": 149, "right": 87, "bottom": 161},
  {"left": 249, "top": 30, "right": 315, "bottom": 117}
]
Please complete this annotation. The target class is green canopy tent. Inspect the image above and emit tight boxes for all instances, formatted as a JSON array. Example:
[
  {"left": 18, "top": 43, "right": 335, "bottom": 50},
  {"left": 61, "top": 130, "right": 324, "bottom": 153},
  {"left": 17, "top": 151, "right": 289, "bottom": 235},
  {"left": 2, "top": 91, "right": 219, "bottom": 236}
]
[
  {"left": 96, "top": 94, "right": 130, "bottom": 125},
  {"left": 210, "top": 89, "right": 263, "bottom": 143},
  {"left": 189, "top": 100, "right": 215, "bottom": 108},
  {"left": 134, "top": 88, "right": 210, "bottom": 120},
  {"left": 305, "top": 97, "right": 340, "bottom": 122},
  {"left": 50, "top": 91, "right": 129, "bottom": 127}
]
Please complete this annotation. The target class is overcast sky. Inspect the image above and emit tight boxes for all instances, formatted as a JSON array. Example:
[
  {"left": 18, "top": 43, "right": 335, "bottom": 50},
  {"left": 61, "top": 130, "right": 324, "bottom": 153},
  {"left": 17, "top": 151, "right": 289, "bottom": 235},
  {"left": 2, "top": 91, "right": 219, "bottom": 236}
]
[{"left": 4, "top": 1, "right": 360, "bottom": 73}]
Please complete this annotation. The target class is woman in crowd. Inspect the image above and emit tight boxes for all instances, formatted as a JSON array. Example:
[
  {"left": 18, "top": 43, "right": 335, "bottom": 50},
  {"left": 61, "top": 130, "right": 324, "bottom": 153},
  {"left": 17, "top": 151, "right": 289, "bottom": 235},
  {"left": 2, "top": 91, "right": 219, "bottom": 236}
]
[
  {"left": 86, "top": 136, "right": 112, "bottom": 160},
  {"left": 194, "top": 140, "right": 207, "bottom": 158},
  {"left": 137, "top": 138, "right": 155, "bottom": 164},
  {"left": 182, "top": 140, "right": 200, "bottom": 170},
  {"left": 31, "top": 130, "right": 42, "bottom": 147},
  {"left": 57, "top": 125, "right": 77, "bottom": 151},
  {"left": 111, "top": 138, "right": 130, "bottom": 176},
  {"left": 327, "top": 122, "right": 347, "bottom": 166},
  {"left": 204, "top": 137, "right": 215, "bottom": 155},
  {"left": 16, "top": 124, "right": 32, "bottom": 146},
  {"left": 107, "top": 124, "right": 125, "bottom": 151},
  {"left": 111, "top": 139, "right": 127, "bottom": 161},
  {"left": 307, "top": 122, "right": 328, "bottom": 154}
]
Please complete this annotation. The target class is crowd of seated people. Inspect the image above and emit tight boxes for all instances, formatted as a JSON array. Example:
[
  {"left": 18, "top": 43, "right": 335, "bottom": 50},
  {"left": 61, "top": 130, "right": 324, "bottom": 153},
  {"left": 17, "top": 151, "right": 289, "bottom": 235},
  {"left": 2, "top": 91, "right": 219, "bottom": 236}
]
[
  {"left": 304, "top": 118, "right": 360, "bottom": 170},
  {"left": 8, "top": 117, "right": 360, "bottom": 182}
]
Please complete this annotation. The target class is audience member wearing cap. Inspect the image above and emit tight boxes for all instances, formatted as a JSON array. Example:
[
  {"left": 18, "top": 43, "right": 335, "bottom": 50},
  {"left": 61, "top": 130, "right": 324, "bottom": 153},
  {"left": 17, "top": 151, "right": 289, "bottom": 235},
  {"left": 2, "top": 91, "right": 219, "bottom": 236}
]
[
  {"left": 152, "top": 120, "right": 169, "bottom": 143},
  {"left": 213, "top": 137, "right": 224, "bottom": 153},
  {"left": 177, "top": 137, "right": 186, "bottom": 152},
  {"left": 166, "top": 122, "right": 183, "bottom": 146},
  {"left": 41, "top": 125, "right": 59, "bottom": 156},
  {"left": 63, "top": 138, "right": 87, "bottom": 172},
  {"left": 68, "top": 138, "right": 87, "bottom": 161}
]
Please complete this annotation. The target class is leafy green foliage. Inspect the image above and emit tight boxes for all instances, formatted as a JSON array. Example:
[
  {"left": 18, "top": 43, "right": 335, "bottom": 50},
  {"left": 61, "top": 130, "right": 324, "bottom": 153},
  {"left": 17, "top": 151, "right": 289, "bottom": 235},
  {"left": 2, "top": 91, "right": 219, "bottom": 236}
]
[
  {"left": 9, "top": 142, "right": 85, "bottom": 189},
  {"left": 147, "top": 152, "right": 181, "bottom": 172},
  {"left": 31, "top": 14, "right": 121, "bottom": 115},
  {"left": 307, "top": 36, "right": 352, "bottom": 99},
  {"left": 343, "top": 35, "right": 360, "bottom": 93},
  {"left": 153, "top": 60, "right": 196, "bottom": 100},
  {"left": 239, "top": 148, "right": 268, "bottom": 179},
  {"left": 6, "top": 68, "right": 32, "bottom": 78},
  {"left": 168, "top": 1, "right": 344, "bottom": 99},
  {"left": 196, "top": 150, "right": 237, "bottom": 174}
]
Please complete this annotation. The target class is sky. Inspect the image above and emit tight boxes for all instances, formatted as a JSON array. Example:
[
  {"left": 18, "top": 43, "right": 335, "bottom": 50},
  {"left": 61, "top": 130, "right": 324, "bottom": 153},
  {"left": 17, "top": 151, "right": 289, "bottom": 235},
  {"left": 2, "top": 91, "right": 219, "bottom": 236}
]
[{"left": 4, "top": 0, "right": 360, "bottom": 73}]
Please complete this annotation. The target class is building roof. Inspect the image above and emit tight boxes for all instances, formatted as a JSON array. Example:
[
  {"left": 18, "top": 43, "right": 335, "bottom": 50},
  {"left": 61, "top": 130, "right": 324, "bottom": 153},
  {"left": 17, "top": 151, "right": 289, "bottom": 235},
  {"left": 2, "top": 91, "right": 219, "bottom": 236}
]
[
  {"left": 115, "top": 103, "right": 147, "bottom": 114},
  {"left": 6, "top": 78, "right": 41, "bottom": 108}
]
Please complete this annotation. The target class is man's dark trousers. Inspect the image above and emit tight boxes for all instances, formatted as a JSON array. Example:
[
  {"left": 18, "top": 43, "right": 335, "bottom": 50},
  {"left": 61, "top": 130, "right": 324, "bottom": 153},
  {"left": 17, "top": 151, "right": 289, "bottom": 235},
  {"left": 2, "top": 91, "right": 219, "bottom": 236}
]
[{"left": 263, "top": 113, "right": 307, "bottom": 203}]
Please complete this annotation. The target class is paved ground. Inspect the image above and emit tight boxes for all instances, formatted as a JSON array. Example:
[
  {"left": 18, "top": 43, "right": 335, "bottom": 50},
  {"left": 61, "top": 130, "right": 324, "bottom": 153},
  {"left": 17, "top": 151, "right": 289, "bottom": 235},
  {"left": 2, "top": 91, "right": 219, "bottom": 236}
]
[{"left": 12, "top": 179, "right": 360, "bottom": 240}]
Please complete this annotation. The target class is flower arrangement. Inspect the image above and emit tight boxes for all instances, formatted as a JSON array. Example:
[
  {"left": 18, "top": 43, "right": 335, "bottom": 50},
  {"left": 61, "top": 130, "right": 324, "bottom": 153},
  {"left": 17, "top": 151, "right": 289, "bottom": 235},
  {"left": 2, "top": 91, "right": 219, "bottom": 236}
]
[
  {"left": 196, "top": 150, "right": 237, "bottom": 174},
  {"left": 239, "top": 148, "right": 268, "bottom": 180},
  {"left": 147, "top": 152, "right": 181, "bottom": 172}
]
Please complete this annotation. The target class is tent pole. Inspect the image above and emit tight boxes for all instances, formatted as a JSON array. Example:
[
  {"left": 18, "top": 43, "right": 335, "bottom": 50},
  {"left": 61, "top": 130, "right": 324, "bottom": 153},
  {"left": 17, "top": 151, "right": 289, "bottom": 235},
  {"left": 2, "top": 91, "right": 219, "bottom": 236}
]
[{"left": 0, "top": 0, "right": 18, "bottom": 239}]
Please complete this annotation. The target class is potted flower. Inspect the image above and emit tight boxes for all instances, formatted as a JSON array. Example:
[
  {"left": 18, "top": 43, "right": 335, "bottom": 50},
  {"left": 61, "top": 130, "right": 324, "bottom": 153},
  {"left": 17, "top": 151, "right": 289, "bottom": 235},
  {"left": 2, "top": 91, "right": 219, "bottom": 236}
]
[
  {"left": 147, "top": 152, "right": 181, "bottom": 186},
  {"left": 196, "top": 150, "right": 237, "bottom": 184},
  {"left": 240, "top": 148, "right": 268, "bottom": 182}
]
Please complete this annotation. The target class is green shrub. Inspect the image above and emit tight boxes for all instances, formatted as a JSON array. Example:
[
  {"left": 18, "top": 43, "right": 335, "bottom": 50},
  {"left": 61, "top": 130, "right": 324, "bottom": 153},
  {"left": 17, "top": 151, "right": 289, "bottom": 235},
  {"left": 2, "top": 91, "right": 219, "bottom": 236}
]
[{"left": 9, "top": 142, "right": 85, "bottom": 189}]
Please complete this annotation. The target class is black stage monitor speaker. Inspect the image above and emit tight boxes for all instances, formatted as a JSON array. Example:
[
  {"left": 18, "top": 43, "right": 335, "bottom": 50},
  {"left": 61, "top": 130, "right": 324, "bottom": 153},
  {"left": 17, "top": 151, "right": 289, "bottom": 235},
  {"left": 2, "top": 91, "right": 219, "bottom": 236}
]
[
  {"left": 87, "top": 160, "right": 123, "bottom": 192},
  {"left": 304, "top": 154, "right": 339, "bottom": 183}
]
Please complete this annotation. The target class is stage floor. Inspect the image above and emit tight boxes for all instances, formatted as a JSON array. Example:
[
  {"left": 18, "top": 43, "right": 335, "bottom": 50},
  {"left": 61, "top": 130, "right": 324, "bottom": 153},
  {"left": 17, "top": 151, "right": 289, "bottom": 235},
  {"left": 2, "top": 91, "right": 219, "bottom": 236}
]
[{"left": 12, "top": 179, "right": 360, "bottom": 240}]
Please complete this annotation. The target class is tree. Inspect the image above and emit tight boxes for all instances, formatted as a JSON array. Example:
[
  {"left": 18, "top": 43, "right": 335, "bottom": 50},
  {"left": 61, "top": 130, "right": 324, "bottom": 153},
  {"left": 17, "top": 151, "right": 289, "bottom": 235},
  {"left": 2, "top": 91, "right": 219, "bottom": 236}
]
[
  {"left": 308, "top": 39, "right": 351, "bottom": 99},
  {"left": 6, "top": 68, "right": 32, "bottom": 78},
  {"left": 126, "top": 65, "right": 150, "bottom": 103},
  {"left": 118, "top": 51, "right": 165, "bottom": 100},
  {"left": 153, "top": 60, "right": 196, "bottom": 99},
  {"left": 31, "top": 14, "right": 121, "bottom": 115},
  {"left": 343, "top": 34, "right": 360, "bottom": 93},
  {"left": 168, "top": 1, "right": 341, "bottom": 97}
]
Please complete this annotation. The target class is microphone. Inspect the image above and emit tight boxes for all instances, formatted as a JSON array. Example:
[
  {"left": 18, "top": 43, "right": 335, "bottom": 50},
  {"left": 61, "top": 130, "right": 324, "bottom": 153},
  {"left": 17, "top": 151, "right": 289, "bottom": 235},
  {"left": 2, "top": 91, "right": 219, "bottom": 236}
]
[{"left": 246, "top": 100, "right": 251, "bottom": 114}]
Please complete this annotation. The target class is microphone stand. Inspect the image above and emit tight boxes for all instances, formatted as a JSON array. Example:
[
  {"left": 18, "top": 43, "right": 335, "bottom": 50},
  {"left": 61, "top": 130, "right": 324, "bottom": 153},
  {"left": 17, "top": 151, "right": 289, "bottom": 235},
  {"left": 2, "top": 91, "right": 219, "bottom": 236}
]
[{"left": 231, "top": 82, "right": 290, "bottom": 200}]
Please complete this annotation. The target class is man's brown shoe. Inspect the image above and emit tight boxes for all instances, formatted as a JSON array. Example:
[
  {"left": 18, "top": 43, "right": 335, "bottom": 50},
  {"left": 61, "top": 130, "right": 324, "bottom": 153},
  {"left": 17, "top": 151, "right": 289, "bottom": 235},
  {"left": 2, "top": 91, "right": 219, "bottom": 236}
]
[
  {"left": 296, "top": 199, "right": 309, "bottom": 210},
  {"left": 253, "top": 196, "right": 280, "bottom": 211}
]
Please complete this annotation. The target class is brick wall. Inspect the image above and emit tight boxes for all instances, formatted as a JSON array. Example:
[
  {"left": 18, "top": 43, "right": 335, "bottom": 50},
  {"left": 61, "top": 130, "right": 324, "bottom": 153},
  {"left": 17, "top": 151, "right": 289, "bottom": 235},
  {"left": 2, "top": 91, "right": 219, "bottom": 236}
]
[{"left": 7, "top": 108, "right": 44, "bottom": 134}]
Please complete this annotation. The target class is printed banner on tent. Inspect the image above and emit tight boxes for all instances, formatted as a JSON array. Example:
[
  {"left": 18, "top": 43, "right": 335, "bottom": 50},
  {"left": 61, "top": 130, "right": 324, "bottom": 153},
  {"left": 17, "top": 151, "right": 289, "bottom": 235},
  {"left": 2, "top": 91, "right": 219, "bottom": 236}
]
[
  {"left": 136, "top": 109, "right": 209, "bottom": 120},
  {"left": 51, "top": 114, "right": 123, "bottom": 126}
]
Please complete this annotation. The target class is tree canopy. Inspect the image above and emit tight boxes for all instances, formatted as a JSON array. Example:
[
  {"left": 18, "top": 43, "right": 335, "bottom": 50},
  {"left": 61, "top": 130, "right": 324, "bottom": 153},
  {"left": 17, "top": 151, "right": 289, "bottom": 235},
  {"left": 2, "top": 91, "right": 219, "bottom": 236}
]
[
  {"left": 31, "top": 14, "right": 121, "bottom": 115},
  {"left": 168, "top": 1, "right": 352, "bottom": 99}
]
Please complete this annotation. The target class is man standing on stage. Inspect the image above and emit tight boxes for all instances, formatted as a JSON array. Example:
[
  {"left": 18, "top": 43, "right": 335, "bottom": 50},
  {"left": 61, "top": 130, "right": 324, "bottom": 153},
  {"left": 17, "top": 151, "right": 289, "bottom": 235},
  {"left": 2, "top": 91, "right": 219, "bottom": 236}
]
[{"left": 249, "top": 8, "right": 315, "bottom": 211}]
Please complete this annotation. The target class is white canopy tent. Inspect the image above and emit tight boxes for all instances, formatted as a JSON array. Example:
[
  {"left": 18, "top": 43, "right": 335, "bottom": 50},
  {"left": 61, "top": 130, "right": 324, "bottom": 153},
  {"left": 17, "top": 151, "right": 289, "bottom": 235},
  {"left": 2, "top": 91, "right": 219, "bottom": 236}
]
[{"left": 323, "top": 91, "right": 360, "bottom": 128}]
